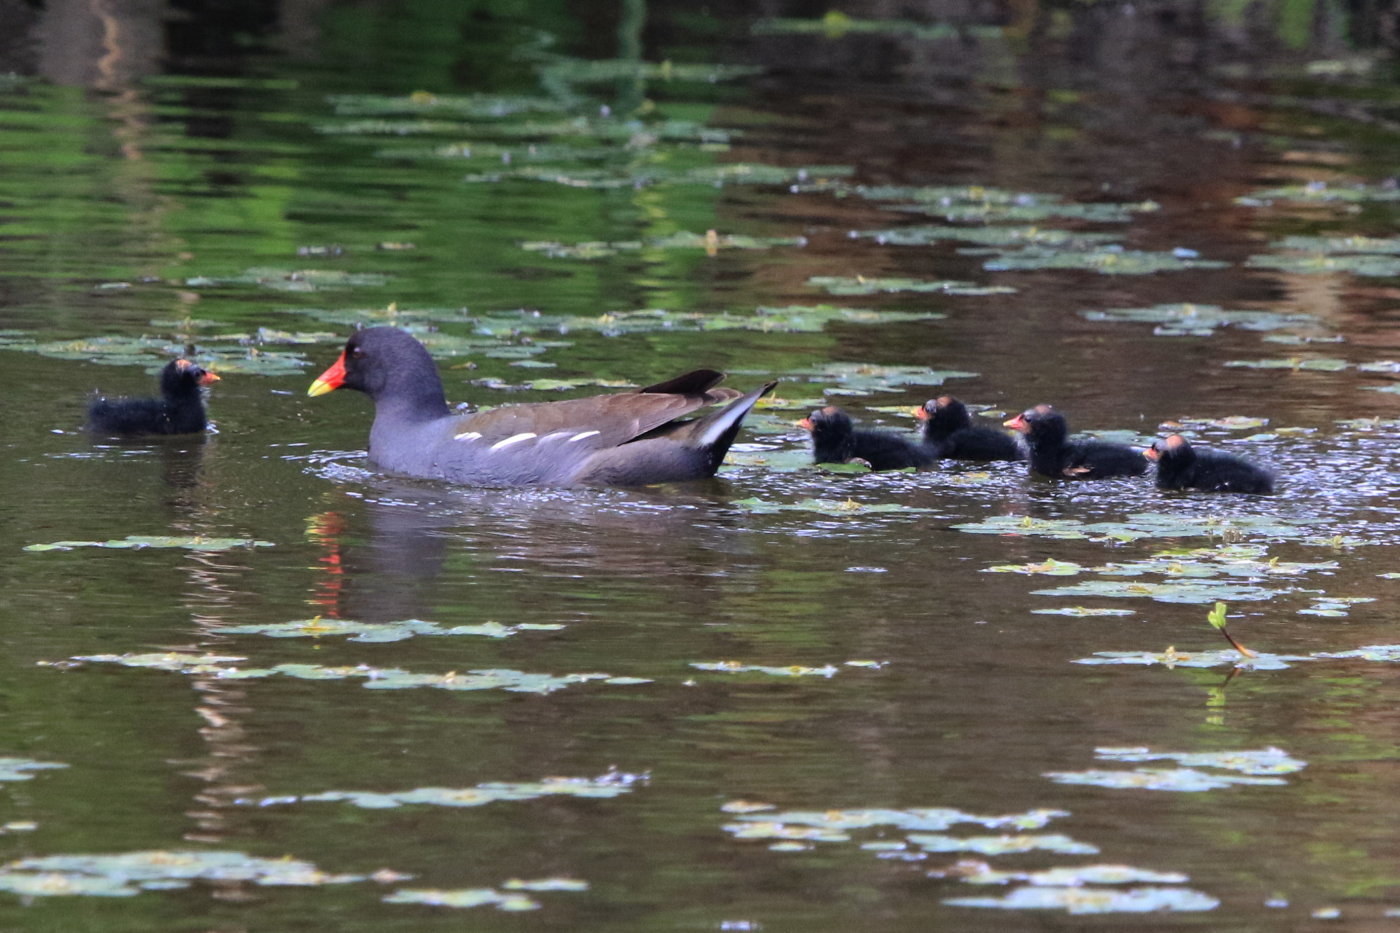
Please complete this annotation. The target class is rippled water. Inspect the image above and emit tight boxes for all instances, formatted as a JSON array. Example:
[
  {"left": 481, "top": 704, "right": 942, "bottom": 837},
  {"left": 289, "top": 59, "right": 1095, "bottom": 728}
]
[{"left": 3, "top": 3, "right": 1400, "bottom": 929}]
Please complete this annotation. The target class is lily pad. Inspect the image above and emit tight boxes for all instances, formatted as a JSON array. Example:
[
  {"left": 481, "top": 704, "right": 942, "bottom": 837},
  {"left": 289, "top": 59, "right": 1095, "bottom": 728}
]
[
  {"left": 984, "top": 559, "right": 1084, "bottom": 576},
  {"left": 184, "top": 268, "right": 390, "bottom": 291},
  {"left": 1044, "top": 767, "right": 1288, "bottom": 791},
  {"left": 1272, "top": 234, "right": 1400, "bottom": 254},
  {"left": 782, "top": 361, "right": 976, "bottom": 393},
  {"left": 62, "top": 653, "right": 650, "bottom": 695},
  {"left": 731, "top": 497, "right": 930, "bottom": 516},
  {"left": 857, "top": 225, "right": 1119, "bottom": 249},
  {"left": 1031, "top": 580, "right": 1281, "bottom": 605},
  {"left": 807, "top": 275, "right": 1014, "bottom": 296},
  {"left": 0, "top": 758, "right": 67, "bottom": 782},
  {"left": 1094, "top": 746, "right": 1305, "bottom": 775},
  {"left": 1031, "top": 607, "right": 1136, "bottom": 617},
  {"left": 952, "top": 513, "right": 1300, "bottom": 546},
  {"left": 1074, "top": 648, "right": 1308, "bottom": 670},
  {"left": 384, "top": 888, "right": 539, "bottom": 910},
  {"left": 1224, "top": 357, "right": 1349, "bottom": 372},
  {"left": 243, "top": 773, "right": 637, "bottom": 810},
  {"left": 908, "top": 833, "right": 1098, "bottom": 856},
  {"left": 977, "top": 246, "right": 1228, "bottom": 275},
  {"left": 1236, "top": 182, "right": 1400, "bottom": 206},
  {"left": 215, "top": 618, "right": 564, "bottom": 643},
  {"left": 0, "top": 850, "right": 366, "bottom": 897},
  {"left": 726, "top": 807, "right": 1068, "bottom": 844},
  {"left": 26, "top": 536, "right": 274, "bottom": 553},
  {"left": 691, "top": 661, "right": 842, "bottom": 677},
  {"left": 931, "top": 862, "right": 1190, "bottom": 887},
  {"left": 1081, "top": 303, "right": 1317, "bottom": 336},
  {"left": 945, "top": 885, "right": 1219, "bottom": 913}
]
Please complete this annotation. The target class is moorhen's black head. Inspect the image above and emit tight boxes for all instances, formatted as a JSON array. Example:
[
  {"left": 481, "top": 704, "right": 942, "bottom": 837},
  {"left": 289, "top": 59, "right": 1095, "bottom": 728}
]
[
  {"left": 1145, "top": 433, "right": 1195, "bottom": 465},
  {"left": 159, "top": 359, "right": 219, "bottom": 399},
  {"left": 798, "top": 404, "right": 856, "bottom": 448},
  {"left": 916, "top": 395, "right": 971, "bottom": 435},
  {"left": 1004, "top": 404, "right": 1066, "bottom": 443},
  {"left": 308, "top": 326, "right": 447, "bottom": 413}
]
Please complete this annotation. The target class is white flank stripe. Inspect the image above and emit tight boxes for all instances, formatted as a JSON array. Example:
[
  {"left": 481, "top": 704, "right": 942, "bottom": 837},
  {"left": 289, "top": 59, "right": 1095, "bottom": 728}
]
[
  {"left": 454, "top": 431, "right": 482, "bottom": 442},
  {"left": 568, "top": 430, "right": 601, "bottom": 443},
  {"left": 490, "top": 432, "right": 537, "bottom": 451}
]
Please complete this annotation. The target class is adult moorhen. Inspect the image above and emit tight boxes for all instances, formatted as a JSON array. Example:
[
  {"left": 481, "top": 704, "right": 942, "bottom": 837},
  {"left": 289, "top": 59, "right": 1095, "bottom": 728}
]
[
  {"left": 87, "top": 359, "right": 220, "bottom": 436},
  {"left": 1145, "top": 434, "right": 1275, "bottom": 494},
  {"left": 916, "top": 395, "right": 1025, "bottom": 461},
  {"left": 798, "top": 405, "right": 935, "bottom": 471},
  {"left": 1003, "top": 404, "right": 1146, "bottom": 480},
  {"left": 307, "top": 327, "right": 775, "bottom": 486}
]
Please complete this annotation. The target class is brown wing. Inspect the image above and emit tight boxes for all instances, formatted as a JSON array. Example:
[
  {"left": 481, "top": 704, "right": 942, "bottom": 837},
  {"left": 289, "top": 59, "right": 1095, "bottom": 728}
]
[{"left": 445, "top": 371, "right": 739, "bottom": 447}]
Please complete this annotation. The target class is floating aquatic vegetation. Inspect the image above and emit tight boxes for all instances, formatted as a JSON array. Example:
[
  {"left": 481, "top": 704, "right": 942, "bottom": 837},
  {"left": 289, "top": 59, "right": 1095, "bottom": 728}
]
[
  {"left": 384, "top": 888, "right": 540, "bottom": 910},
  {"left": 690, "top": 660, "right": 880, "bottom": 677},
  {"left": 243, "top": 773, "right": 637, "bottom": 810},
  {"left": 945, "top": 885, "right": 1219, "bottom": 913},
  {"left": 930, "top": 861, "right": 1189, "bottom": 887},
  {"left": 807, "top": 275, "right": 1015, "bottom": 296},
  {"left": 1046, "top": 746, "right": 1302, "bottom": 792},
  {"left": 725, "top": 806, "right": 1069, "bottom": 846},
  {"left": 0, "top": 333, "right": 310, "bottom": 375},
  {"left": 908, "top": 833, "right": 1098, "bottom": 856},
  {"left": 782, "top": 361, "right": 976, "bottom": 393},
  {"left": 984, "top": 559, "right": 1085, "bottom": 576},
  {"left": 1074, "top": 647, "right": 1308, "bottom": 669},
  {"left": 537, "top": 56, "right": 762, "bottom": 87},
  {"left": 0, "top": 758, "right": 66, "bottom": 782},
  {"left": 753, "top": 13, "right": 1002, "bottom": 41},
  {"left": 858, "top": 225, "right": 1119, "bottom": 249},
  {"left": 520, "top": 230, "right": 806, "bottom": 258},
  {"left": 1080, "top": 303, "right": 1318, "bottom": 336},
  {"left": 0, "top": 850, "right": 367, "bottom": 897},
  {"left": 952, "top": 513, "right": 1299, "bottom": 546},
  {"left": 1236, "top": 182, "right": 1400, "bottom": 206},
  {"left": 1162, "top": 415, "right": 1271, "bottom": 431},
  {"left": 25, "top": 536, "right": 274, "bottom": 553},
  {"left": 1224, "top": 357, "right": 1349, "bottom": 372},
  {"left": 327, "top": 92, "right": 573, "bottom": 119},
  {"left": 731, "top": 497, "right": 930, "bottom": 516},
  {"left": 976, "top": 246, "right": 1228, "bottom": 275},
  {"left": 464, "top": 161, "right": 848, "bottom": 189},
  {"left": 184, "top": 268, "right": 390, "bottom": 291},
  {"left": 1272, "top": 234, "right": 1400, "bottom": 254},
  {"left": 1299, "top": 596, "right": 1375, "bottom": 617},
  {"left": 1245, "top": 253, "right": 1400, "bottom": 276},
  {"left": 1031, "top": 607, "right": 1136, "bottom": 617},
  {"left": 59, "top": 652, "right": 650, "bottom": 695},
  {"left": 1031, "top": 580, "right": 1282, "bottom": 605},
  {"left": 214, "top": 617, "right": 564, "bottom": 644},
  {"left": 799, "top": 181, "right": 1157, "bottom": 224}
]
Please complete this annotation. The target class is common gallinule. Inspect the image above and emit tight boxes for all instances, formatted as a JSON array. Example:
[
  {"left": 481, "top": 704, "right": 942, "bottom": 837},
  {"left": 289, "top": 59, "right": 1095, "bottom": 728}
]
[
  {"left": 916, "top": 395, "right": 1025, "bottom": 461},
  {"left": 87, "top": 359, "right": 220, "bottom": 436},
  {"left": 798, "top": 405, "right": 935, "bottom": 471},
  {"left": 307, "top": 327, "right": 775, "bottom": 486},
  {"left": 1004, "top": 404, "right": 1146, "bottom": 480},
  {"left": 1145, "top": 434, "right": 1274, "bottom": 494}
]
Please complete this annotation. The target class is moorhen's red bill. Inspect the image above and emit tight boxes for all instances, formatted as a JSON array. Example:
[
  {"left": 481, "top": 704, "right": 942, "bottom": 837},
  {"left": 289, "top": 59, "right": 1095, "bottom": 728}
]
[
  {"left": 915, "top": 395, "right": 1025, "bottom": 461},
  {"left": 87, "top": 358, "right": 219, "bottom": 436},
  {"left": 1145, "top": 434, "right": 1275, "bottom": 494},
  {"left": 307, "top": 327, "right": 775, "bottom": 486},
  {"left": 1004, "top": 404, "right": 1146, "bottom": 480},
  {"left": 798, "top": 405, "right": 935, "bottom": 471}
]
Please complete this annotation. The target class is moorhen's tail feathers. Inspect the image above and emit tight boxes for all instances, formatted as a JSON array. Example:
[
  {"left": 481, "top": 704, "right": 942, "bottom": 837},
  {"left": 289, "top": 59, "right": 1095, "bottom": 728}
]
[{"left": 637, "top": 369, "right": 737, "bottom": 401}]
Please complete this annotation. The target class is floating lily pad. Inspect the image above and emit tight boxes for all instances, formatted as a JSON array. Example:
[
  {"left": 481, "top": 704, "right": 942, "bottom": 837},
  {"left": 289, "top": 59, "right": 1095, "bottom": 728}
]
[
  {"left": 1032, "top": 580, "right": 1281, "bottom": 605},
  {"left": 244, "top": 773, "right": 636, "bottom": 810},
  {"left": 1031, "top": 607, "right": 1136, "bottom": 617},
  {"left": 0, "top": 850, "right": 365, "bottom": 897},
  {"left": 726, "top": 807, "right": 1068, "bottom": 845},
  {"left": 521, "top": 231, "right": 806, "bottom": 258},
  {"left": 184, "top": 268, "right": 390, "bottom": 291},
  {"left": 1044, "top": 768, "right": 1288, "bottom": 791},
  {"left": 945, "top": 885, "right": 1219, "bottom": 913},
  {"left": 807, "top": 275, "right": 1015, "bottom": 297},
  {"left": 26, "top": 536, "right": 274, "bottom": 553},
  {"left": 1074, "top": 648, "right": 1307, "bottom": 670},
  {"left": 215, "top": 618, "right": 564, "bottom": 643},
  {"left": 952, "top": 513, "right": 1299, "bottom": 545},
  {"left": 857, "top": 225, "right": 1119, "bottom": 249},
  {"left": 1095, "top": 746, "right": 1305, "bottom": 775},
  {"left": 0, "top": 332, "right": 311, "bottom": 376},
  {"left": 800, "top": 181, "right": 1157, "bottom": 223},
  {"left": 1224, "top": 357, "right": 1349, "bottom": 372},
  {"left": 908, "top": 833, "right": 1098, "bottom": 856},
  {"left": 731, "top": 497, "right": 930, "bottom": 516},
  {"left": 1300, "top": 596, "right": 1376, "bottom": 617},
  {"left": 977, "top": 246, "right": 1228, "bottom": 275},
  {"left": 63, "top": 653, "right": 649, "bottom": 695},
  {"left": 1236, "top": 182, "right": 1400, "bottom": 206},
  {"left": 691, "top": 661, "right": 845, "bottom": 677},
  {"left": 782, "top": 361, "right": 976, "bottom": 394},
  {"left": 931, "top": 862, "right": 1190, "bottom": 887},
  {"left": 0, "top": 758, "right": 67, "bottom": 782},
  {"left": 1081, "top": 303, "right": 1317, "bottom": 336},
  {"left": 1246, "top": 252, "right": 1400, "bottom": 276},
  {"left": 1162, "top": 415, "right": 1270, "bottom": 431},
  {"left": 384, "top": 888, "right": 539, "bottom": 910},
  {"left": 984, "top": 559, "right": 1084, "bottom": 576},
  {"left": 1272, "top": 234, "right": 1400, "bottom": 254},
  {"left": 504, "top": 877, "right": 589, "bottom": 892}
]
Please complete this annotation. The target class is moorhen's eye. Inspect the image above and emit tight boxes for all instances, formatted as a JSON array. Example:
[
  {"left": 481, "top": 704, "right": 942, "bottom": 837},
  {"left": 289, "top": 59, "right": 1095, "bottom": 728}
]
[{"left": 351, "top": 347, "right": 366, "bottom": 359}]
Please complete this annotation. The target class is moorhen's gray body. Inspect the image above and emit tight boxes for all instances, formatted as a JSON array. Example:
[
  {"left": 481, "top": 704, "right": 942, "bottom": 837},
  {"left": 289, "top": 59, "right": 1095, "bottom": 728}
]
[
  {"left": 798, "top": 406, "right": 935, "bottom": 471},
  {"left": 87, "top": 359, "right": 219, "bottom": 436},
  {"left": 1004, "top": 404, "right": 1146, "bottom": 480},
  {"left": 308, "top": 327, "right": 774, "bottom": 486},
  {"left": 916, "top": 396, "right": 1025, "bottom": 461},
  {"left": 1146, "top": 434, "right": 1274, "bottom": 494}
]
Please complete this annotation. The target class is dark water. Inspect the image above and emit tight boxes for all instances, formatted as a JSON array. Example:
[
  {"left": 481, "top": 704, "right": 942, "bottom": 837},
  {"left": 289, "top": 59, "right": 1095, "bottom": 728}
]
[{"left": 3, "top": 2, "right": 1400, "bottom": 929}]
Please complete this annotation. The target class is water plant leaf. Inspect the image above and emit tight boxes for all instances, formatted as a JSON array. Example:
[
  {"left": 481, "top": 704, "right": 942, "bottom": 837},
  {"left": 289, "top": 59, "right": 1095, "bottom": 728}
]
[
  {"left": 25, "top": 536, "right": 274, "bottom": 553},
  {"left": 184, "top": 268, "right": 391, "bottom": 291},
  {"left": 944, "top": 885, "right": 1219, "bottom": 913},
  {"left": 1073, "top": 648, "right": 1307, "bottom": 670},
  {"left": 1224, "top": 357, "right": 1349, "bottom": 372},
  {"left": 520, "top": 231, "right": 806, "bottom": 258},
  {"left": 1032, "top": 580, "right": 1280, "bottom": 605},
  {"left": 907, "top": 833, "right": 1098, "bottom": 856},
  {"left": 0, "top": 758, "right": 67, "bottom": 782},
  {"left": 753, "top": 15, "right": 1003, "bottom": 42},
  {"left": 1031, "top": 607, "right": 1136, "bottom": 617},
  {"left": 856, "top": 225, "right": 1119, "bottom": 249},
  {"left": 0, "top": 850, "right": 366, "bottom": 897},
  {"left": 1246, "top": 253, "right": 1400, "bottom": 276},
  {"left": 730, "top": 497, "right": 930, "bottom": 516},
  {"left": 384, "top": 888, "right": 539, "bottom": 910},
  {"left": 1044, "top": 768, "right": 1287, "bottom": 791},
  {"left": 1081, "top": 303, "right": 1317, "bottom": 336},
  {"left": 977, "top": 246, "right": 1228, "bottom": 275},
  {"left": 781, "top": 361, "right": 976, "bottom": 393},
  {"left": 1094, "top": 746, "right": 1305, "bottom": 775},
  {"left": 63, "top": 653, "right": 649, "bottom": 695},
  {"left": 215, "top": 617, "right": 564, "bottom": 643},
  {"left": 726, "top": 807, "right": 1068, "bottom": 844},
  {"left": 691, "top": 661, "right": 843, "bottom": 677},
  {"left": 242, "top": 773, "right": 637, "bottom": 810},
  {"left": 1236, "top": 182, "right": 1400, "bottom": 206},
  {"left": 807, "top": 275, "right": 1015, "bottom": 296},
  {"left": 984, "top": 559, "right": 1084, "bottom": 576}
]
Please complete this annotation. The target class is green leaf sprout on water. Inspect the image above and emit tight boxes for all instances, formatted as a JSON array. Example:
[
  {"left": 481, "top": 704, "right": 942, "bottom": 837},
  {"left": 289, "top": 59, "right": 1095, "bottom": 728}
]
[{"left": 1208, "top": 601, "right": 1256, "bottom": 658}]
